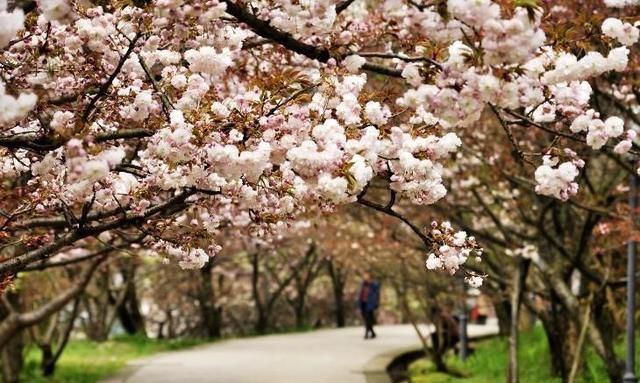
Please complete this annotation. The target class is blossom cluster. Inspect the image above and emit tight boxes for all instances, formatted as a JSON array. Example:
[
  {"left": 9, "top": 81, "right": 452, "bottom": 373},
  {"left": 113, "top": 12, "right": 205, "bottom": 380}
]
[
  {"left": 505, "top": 244, "right": 540, "bottom": 264},
  {"left": 425, "top": 221, "right": 483, "bottom": 284},
  {"left": 0, "top": 0, "right": 24, "bottom": 48},
  {"left": 602, "top": 17, "right": 640, "bottom": 46},
  {"left": 155, "top": 242, "right": 222, "bottom": 269},
  {"left": 604, "top": 0, "right": 640, "bottom": 7},
  {"left": 570, "top": 111, "right": 629, "bottom": 150},
  {"left": 534, "top": 154, "right": 584, "bottom": 201}
]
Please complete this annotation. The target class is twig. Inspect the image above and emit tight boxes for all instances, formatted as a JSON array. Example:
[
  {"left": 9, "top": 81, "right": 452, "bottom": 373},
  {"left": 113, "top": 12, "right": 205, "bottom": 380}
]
[
  {"left": 138, "top": 55, "right": 174, "bottom": 120},
  {"left": 82, "top": 32, "right": 143, "bottom": 122}
]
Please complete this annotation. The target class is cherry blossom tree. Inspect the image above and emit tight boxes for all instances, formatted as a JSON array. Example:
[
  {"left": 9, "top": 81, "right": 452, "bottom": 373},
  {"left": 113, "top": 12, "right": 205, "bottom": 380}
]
[{"left": 0, "top": 0, "right": 639, "bottom": 379}]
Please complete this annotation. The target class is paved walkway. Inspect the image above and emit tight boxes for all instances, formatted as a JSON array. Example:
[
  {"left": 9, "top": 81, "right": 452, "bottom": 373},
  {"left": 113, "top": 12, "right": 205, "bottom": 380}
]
[{"left": 101, "top": 323, "right": 499, "bottom": 383}]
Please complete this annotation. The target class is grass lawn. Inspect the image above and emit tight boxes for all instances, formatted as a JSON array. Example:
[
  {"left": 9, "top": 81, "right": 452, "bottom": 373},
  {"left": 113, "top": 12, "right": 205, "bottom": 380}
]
[
  {"left": 14, "top": 324, "right": 316, "bottom": 383},
  {"left": 408, "top": 326, "right": 637, "bottom": 383},
  {"left": 19, "top": 335, "right": 206, "bottom": 383}
]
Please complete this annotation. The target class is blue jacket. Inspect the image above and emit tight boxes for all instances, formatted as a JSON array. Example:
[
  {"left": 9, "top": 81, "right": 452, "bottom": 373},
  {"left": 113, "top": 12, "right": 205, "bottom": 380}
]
[{"left": 357, "top": 280, "right": 380, "bottom": 311}]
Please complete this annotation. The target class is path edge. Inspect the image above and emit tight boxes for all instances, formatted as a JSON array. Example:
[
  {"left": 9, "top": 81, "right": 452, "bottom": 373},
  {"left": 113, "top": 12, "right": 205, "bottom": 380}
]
[
  {"left": 361, "top": 325, "right": 500, "bottom": 383},
  {"left": 362, "top": 345, "right": 421, "bottom": 383}
]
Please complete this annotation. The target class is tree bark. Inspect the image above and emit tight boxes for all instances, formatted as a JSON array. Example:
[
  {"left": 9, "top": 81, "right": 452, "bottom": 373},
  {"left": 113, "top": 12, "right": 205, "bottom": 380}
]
[
  {"left": 250, "top": 252, "right": 299, "bottom": 334},
  {"left": 536, "top": 257, "right": 623, "bottom": 382},
  {"left": 198, "top": 261, "right": 222, "bottom": 339},
  {"left": 494, "top": 298, "right": 512, "bottom": 337},
  {"left": 250, "top": 253, "right": 268, "bottom": 333},
  {"left": 287, "top": 243, "right": 322, "bottom": 329},
  {"left": 0, "top": 290, "right": 23, "bottom": 383},
  {"left": 327, "top": 259, "right": 347, "bottom": 328},
  {"left": 41, "top": 296, "right": 81, "bottom": 377},
  {"left": 507, "top": 258, "right": 531, "bottom": 383},
  {"left": 568, "top": 295, "right": 592, "bottom": 383},
  {"left": 538, "top": 303, "right": 573, "bottom": 381},
  {"left": 117, "top": 263, "right": 146, "bottom": 336},
  {"left": 0, "top": 258, "right": 103, "bottom": 349}
]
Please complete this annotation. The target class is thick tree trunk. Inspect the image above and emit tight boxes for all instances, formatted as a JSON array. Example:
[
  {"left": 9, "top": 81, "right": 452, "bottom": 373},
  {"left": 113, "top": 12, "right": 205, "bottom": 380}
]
[
  {"left": 255, "top": 313, "right": 268, "bottom": 334},
  {"left": 538, "top": 306, "right": 572, "bottom": 381},
  {"left": 591, "top": 290, "right": 623, "bottom": 383},
  {"left": 198, "top": 262, "right": 222, "bottom": 339},
  {"left": 117, "top": 264, "right": 146, "bottom": 336},
  {"left": 293, "top": 294, "right": 305, "bottom": 329},
  {"left": 494, "top": 298, "right": 511, "bottom": 337},
  {"left": 0, "top": 332, "right": 23, "bottom": 383},
  {"left": 82, "top": 316, "right": 110, "bottom": 342},
  {"left": 327, "top": 259, "right": 346, "bottom": 328},
  {"left": 0, "top": 291, "right": 23, "bottom": 383}
]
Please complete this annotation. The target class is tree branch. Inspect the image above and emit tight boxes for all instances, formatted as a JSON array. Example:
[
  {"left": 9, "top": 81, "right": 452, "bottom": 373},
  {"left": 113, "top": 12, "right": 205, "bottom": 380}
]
[
  {"left": 357, "top": 195, "right": 432, "bottom": 247},
  {"left": 82, "top": 32, "right": 143, "bottom": 122},
  {"left": 0, "top": 257, "right": 104, "bottom": 349},
  {"left": 1, "top": 190, "right": 197, "bottom": 276},
  {"left": 222, "top": 0, "right": 402, "bottom": 77}
]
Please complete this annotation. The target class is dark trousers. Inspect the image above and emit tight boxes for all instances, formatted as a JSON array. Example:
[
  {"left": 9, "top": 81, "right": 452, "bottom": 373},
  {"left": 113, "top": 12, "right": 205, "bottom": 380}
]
[{"left": 360, "top": 302, "right": 376, "bottom": 338}]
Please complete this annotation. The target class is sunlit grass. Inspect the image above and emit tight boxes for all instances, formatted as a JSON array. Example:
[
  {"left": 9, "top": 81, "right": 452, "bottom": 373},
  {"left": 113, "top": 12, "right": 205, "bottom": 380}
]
[
  {"left": 19, "top": 335, "right": 206, "bottom": 383},
  {"left": 408, "top": 325, "right": 639, "bottom": 383}
]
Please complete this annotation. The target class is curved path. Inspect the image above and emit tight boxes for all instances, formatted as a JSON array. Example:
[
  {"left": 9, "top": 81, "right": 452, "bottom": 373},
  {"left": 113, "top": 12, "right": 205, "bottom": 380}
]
[{"left": 101, "top": 323, "right": 498, "bottom": 383}]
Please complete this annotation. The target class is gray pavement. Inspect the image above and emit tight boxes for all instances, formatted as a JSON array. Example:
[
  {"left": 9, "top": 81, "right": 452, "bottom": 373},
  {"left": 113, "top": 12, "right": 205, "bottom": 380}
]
[{"left": 100, "top": 323, "right": 499, "bottom": 383}]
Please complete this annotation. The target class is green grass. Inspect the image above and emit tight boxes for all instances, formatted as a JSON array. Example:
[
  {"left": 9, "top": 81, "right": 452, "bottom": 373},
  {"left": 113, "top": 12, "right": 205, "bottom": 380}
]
[
  {"left": 12, "top": 323, "right": 320, "bottom": 383},
  {"left": 408, "top": 325, "right": 640, "bottom": 383},
  {"left": 18, "top": 335, "right": 206, "bottom": 383}
]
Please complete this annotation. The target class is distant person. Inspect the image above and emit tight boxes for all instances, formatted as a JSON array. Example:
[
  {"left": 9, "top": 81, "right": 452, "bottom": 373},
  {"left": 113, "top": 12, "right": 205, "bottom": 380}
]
[
  {"left": 358, "top": 272, "right": 380, "bottom": 339},
  {"left": 430, "top": 305, "right": 460, "bottom": 354}
]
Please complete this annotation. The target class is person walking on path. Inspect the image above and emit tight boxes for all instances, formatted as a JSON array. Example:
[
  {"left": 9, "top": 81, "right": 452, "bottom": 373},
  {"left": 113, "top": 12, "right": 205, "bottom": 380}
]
[{"left": 358, "top": 272, "right": 380, "bottom": 339}]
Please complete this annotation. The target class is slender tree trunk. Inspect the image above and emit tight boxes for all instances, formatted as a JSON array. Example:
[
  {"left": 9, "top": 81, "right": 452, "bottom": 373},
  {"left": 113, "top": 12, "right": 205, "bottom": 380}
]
[
  {"left": 157, "top": 321, "right": 165, "bottom": 339},
  {"left": 507, "top": 259, "right": 531, "bottom": 383},
  {"left": 429, "top": 314, "right": 449, "bottom": 373},
  {"left": 250, "top": 252, "right": 299, "bottom": 333},
  {"left": 568, "top": 295, "right": 592, "bottom": 383},
  {"left": 40, "top": 344, "right": 54, "bottom": 376},
  {"left": 166, "top": 309, "right": 175, "bottom": 338},
  {"left": 250, "top": 253, "right": 268, "bottom": 334},
  {"left": 41, "top": 297, "right": 81, "bottom": 377}
]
